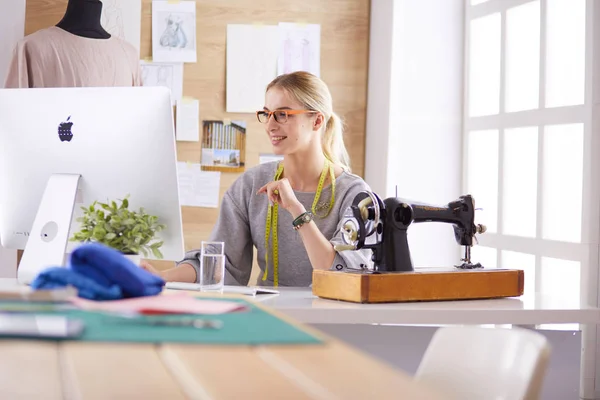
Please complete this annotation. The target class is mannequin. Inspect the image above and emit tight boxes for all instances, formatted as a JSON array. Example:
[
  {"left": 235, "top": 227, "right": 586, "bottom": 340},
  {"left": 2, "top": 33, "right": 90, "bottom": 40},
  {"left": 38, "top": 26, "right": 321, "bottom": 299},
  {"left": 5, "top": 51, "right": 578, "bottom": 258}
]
[
  {"left": 56, "top": 0, "right": 111, "bottom": 39},
  {"left": 3, "top": 0, "right": 142, "bottom": 88}
]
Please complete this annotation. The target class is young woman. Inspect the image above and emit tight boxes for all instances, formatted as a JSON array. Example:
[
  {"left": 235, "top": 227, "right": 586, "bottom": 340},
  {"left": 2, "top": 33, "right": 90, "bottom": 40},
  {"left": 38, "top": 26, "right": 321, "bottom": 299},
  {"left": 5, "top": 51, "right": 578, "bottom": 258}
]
[{"left": 142, "top": 71, "right": 372, "bottom": 286}]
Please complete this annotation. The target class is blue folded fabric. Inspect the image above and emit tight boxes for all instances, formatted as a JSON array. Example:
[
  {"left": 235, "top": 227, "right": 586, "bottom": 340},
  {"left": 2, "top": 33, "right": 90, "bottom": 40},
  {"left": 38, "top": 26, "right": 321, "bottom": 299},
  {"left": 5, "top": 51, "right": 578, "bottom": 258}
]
[
  {"left": 31, "top": 267, "right": 123, "bottom": 301},
  {"left": 30, "top": 243, "right": 165, "bottom": 300}
]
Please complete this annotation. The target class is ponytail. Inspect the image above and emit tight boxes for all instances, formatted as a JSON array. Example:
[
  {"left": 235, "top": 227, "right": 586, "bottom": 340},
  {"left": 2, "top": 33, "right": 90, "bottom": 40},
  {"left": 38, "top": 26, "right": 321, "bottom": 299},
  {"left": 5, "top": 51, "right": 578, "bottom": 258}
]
[{"left": 322, "top": 112, "right": 351, "bottom": 172}]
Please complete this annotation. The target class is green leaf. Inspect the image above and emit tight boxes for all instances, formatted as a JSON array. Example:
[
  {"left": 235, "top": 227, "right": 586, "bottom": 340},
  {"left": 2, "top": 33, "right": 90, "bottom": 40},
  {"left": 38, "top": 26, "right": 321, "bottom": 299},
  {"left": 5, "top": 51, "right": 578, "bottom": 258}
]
[
  {"left": 105, "top": 233, "right": 117, "bottom": 240},
  {"left": 151, "top": 247, "right": 163, "bottom": 259}
]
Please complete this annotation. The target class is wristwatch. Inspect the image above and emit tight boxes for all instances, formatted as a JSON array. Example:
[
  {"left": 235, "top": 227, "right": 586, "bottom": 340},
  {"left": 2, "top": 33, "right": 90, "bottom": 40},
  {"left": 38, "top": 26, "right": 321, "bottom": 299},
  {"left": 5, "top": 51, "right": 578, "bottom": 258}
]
[{"left": 292, "top": 211, "right": 314, "bottom": 231}]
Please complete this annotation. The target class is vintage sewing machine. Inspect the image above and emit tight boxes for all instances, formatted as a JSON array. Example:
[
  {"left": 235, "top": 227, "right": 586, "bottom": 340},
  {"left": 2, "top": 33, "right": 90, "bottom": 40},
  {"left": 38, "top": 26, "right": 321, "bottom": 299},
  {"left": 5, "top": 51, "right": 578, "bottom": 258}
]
[
  {"left": 311, "top": 191, "right": 524, "bottom": 303},
  {"left": 334, "top": 191, "right": 487, "bottom": 272}
]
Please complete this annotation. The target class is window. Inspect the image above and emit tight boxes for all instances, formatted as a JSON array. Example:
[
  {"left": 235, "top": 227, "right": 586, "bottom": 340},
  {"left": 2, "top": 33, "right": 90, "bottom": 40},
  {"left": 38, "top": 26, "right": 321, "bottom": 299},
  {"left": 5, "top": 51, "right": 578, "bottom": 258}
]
[{"left": 464, "top": 0, "right": 588, "bottom": 298}]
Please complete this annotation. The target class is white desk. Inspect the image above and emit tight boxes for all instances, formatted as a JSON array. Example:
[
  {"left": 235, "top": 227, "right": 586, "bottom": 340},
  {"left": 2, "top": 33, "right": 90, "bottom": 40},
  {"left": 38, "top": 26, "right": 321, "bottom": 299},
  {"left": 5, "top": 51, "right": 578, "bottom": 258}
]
[
  {"left": 258, "top": 287, "right": 599, "bottom": 400},
  {"left": 2, "top": 278, "right": 596, "bottom": 325},
  {"left": 258, "top": 287, "right": 600, "bottom": 325}
]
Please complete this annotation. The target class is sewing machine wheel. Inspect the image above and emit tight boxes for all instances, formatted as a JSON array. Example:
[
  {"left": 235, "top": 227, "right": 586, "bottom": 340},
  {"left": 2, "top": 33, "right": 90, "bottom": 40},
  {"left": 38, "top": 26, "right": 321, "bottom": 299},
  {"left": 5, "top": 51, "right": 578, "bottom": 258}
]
[{"left": 340, "top": 191, "right": 383, "bottom": 249}]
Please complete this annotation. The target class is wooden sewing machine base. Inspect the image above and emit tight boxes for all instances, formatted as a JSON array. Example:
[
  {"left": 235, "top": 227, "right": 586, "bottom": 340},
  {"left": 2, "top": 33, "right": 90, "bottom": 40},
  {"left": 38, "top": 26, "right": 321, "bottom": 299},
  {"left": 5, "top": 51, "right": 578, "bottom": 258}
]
[{"left": 312, "top": 268, "right": 524, "bottom": 303}]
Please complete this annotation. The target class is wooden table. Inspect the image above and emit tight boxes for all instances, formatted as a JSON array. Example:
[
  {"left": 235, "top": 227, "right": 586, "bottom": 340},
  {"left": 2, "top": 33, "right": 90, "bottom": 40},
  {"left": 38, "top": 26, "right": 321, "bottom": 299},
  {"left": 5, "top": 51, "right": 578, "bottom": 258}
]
[
  {"left": 0, "top": 340, "right": 444, "bottom": 399},
  {"left": 0, "top": 280, "right": 443, "bottom": 399}
]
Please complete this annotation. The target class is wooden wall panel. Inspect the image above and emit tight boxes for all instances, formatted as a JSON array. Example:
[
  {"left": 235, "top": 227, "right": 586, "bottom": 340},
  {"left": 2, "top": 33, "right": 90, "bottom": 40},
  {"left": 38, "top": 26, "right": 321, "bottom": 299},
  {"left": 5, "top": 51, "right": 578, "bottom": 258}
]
[{"left": 25, "top": 0, "right": 370, "bottom": 267}]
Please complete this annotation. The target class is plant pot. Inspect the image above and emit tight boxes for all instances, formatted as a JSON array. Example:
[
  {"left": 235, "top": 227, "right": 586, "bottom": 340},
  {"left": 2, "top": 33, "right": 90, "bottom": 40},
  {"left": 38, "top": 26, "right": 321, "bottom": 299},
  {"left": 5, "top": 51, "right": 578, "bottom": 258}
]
[{"left": 122, "top": 254, "right": 141, "bottom": 266}]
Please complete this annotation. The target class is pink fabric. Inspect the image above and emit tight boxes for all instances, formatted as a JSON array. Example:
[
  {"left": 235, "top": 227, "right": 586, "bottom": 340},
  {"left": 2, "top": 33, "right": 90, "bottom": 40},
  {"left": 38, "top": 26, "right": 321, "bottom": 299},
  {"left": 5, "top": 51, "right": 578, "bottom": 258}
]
[
  {"left": 71, "top": 293, "right": 248, "bottom": 315},
  {"left": 4, "top": 26, "right": 141, "bottom": 88}
]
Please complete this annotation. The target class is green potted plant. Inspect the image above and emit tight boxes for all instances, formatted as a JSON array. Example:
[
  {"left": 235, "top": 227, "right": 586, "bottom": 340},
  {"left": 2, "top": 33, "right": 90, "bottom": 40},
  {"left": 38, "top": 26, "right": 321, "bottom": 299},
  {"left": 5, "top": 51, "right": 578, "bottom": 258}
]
[{"left": 70, "top": 195, "right": 166, "bottom": 265}]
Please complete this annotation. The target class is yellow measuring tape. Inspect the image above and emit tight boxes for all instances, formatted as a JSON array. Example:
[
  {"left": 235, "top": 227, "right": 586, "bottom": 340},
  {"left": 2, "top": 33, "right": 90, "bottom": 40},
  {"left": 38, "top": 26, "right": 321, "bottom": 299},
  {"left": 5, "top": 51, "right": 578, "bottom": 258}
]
[{"left": 263, "top": 160, "right": 336, "bottom": 287}]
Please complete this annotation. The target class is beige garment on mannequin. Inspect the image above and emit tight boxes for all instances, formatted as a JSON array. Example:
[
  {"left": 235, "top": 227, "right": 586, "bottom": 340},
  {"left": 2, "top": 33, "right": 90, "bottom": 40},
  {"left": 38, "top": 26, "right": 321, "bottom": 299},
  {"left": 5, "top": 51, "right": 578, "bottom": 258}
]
[{"left": 4, "top": 26, "right": 141, "bottom": 88}]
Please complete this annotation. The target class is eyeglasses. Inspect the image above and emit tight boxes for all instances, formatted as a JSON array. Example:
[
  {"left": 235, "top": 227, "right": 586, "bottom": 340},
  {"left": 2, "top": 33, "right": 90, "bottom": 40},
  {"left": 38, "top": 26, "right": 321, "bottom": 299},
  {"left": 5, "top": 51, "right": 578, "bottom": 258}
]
[{"left": 256, "top": 109, "right": 317, "bottom": 124}]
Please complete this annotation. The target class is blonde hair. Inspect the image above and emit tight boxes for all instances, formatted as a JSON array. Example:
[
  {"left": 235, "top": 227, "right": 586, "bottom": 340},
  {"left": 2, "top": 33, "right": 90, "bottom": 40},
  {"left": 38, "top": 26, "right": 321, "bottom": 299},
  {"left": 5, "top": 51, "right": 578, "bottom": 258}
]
[{"left": 266, "top": 71, "right": 351, "bottom": 172}]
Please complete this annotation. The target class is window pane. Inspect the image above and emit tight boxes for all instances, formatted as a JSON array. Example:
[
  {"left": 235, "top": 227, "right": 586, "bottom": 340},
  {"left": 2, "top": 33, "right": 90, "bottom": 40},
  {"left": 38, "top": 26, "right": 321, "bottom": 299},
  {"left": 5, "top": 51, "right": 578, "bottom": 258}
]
[
  {"left": 467, "top": 130, "right": 499, "bottom": 233},
  {"left": 541, "top": 257, "right": 580, "bottom": 296},
  {"left": 501, "top": 250, "right": 535, "bottom": 295},
  {"left": 542, "top": 124, "right": 583, "bottom": 242},
  {"left": 503, "top": 127, "right": 538, "bottom": 237},
  {"left": 471, "top": 245, "right": 497, "bottom": 269},
  {"left": 546, "top": 0, "right": 586, "bottom": 107},
  {"left": 469, "top": 13, "right": 501, "bottom": 116},
  {"left": 505, "top": 1, "right": 540, "bottom": 112}
]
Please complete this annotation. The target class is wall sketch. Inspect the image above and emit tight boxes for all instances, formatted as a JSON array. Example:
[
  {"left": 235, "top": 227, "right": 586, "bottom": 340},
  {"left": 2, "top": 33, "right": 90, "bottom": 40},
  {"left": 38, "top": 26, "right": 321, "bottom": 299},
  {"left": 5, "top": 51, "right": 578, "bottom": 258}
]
[
  {"left": 152, "top": 1, "right": 197, "bottom": 63},
  {"left": 139, "top": 60, "right": 184, "bottom": 106},
  {"left": 277, "top": 22, "right": 320, "bottom": 77},
  {"left": 100, "top": 0, "right": 141, "bottom": 52}
]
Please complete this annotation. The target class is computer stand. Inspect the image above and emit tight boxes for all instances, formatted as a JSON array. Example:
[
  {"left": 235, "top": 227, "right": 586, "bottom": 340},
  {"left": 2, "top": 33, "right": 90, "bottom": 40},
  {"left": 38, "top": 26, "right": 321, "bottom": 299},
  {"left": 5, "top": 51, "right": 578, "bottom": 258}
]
[{"left": 17, "top": 174, "right": 81, "bottom": 285}]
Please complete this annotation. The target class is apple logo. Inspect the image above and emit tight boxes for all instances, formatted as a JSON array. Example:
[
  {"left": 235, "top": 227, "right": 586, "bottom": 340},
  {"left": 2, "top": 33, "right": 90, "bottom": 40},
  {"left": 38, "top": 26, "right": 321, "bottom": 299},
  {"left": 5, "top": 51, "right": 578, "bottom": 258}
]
[{"left": 58, "top": 116, "right": 73, "bottom": 142}]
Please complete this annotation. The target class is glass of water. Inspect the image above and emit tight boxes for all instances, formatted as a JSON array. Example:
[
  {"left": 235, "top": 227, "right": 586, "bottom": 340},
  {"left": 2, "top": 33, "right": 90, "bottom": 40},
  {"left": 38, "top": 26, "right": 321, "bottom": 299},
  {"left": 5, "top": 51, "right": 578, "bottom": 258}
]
[
  {"left": 201, "top": 241, "right": 224, "bottom": 256},
  {"left": 199, "top": 241, "right": 225, "bottom": 291}
]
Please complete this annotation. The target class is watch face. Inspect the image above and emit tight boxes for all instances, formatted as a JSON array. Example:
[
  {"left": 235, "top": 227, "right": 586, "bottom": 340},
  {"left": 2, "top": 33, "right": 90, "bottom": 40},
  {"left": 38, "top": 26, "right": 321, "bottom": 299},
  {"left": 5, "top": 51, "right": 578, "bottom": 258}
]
[{"left": 304, "top": 215, "right": 310, "bottom": 221}]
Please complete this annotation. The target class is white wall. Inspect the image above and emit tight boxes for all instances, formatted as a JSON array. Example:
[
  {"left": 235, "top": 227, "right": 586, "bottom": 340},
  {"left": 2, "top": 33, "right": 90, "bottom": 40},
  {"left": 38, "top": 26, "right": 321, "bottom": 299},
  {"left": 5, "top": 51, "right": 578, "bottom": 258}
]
[
  {"left": 0, "top": 0, "right": 25, "bottom": 277},
  {"left": 365, "top": 0, "right": 394, "bottom": 196},
  {"left": 365, "top": 0, "right": 464, "bottom": 268},
  {"left": 0, "top": 0, "right": 26, "bottom": 85}
]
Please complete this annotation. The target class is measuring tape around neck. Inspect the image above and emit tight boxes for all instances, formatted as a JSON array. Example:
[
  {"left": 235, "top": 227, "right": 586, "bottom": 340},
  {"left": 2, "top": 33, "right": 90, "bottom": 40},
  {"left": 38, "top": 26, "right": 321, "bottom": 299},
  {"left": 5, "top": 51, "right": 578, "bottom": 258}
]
[{"left": 263, "top": 160, "right": 336, "bottom": 287}]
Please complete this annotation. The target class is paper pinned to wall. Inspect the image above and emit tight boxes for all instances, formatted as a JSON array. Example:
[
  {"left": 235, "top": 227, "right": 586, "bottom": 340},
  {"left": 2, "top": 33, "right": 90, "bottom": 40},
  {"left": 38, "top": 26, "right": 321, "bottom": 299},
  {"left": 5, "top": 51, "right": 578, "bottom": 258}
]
[
  {"left": 152, "top": 0, "right": 197, "bottom": 63},
  {"left": 176, "top": 98, "right": 199, "bottom": 142},
  {"left": 0, "top": 0, "right": 25, "bottom": 87},
  {"left": 277, "top": 22, "right": 321, "bottom": 77},
  {"left": 140, "top": 60, "right": 184, "bottom": 106},
  {"left": 226, "top": 24, "right": 279, "bottom": 113},
  {"left": 177, "top": 162, "right": 220, "bottom": 208},
  {"left": 101, "top": 0, "right": 142, "bottom": 54}
]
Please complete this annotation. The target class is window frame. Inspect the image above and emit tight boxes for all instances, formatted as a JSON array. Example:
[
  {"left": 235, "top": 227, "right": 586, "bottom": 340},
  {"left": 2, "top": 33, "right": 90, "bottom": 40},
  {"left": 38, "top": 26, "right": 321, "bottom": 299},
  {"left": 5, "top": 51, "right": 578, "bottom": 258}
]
[{"left": 462, "top": 0, "right": 594, "bottom": 296}]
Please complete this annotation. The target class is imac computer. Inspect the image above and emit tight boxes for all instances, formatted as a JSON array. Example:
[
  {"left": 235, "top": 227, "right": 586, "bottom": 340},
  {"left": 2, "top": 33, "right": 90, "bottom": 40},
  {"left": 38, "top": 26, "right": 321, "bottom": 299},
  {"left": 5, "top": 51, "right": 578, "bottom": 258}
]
[{"left": 0, "top": 86, "right": 185, "bottom": 284}]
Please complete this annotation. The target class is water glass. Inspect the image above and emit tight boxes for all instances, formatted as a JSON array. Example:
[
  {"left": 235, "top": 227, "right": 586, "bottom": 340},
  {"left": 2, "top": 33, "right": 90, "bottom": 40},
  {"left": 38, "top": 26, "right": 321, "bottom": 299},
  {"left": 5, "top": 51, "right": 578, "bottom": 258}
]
[
  {"left": 199, "top": 241, "right": 225, "bottom": 291},
  {"left": 201, "top": 241, "right": 224, "bottom": 256}
]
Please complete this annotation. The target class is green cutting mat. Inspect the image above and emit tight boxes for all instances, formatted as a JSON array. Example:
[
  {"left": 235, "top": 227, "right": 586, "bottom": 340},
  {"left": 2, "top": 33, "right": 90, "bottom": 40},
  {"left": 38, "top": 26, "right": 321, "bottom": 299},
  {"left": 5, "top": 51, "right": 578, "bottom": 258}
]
[{"left": 0, "top": 298, "right": 323, "bottom": 346}]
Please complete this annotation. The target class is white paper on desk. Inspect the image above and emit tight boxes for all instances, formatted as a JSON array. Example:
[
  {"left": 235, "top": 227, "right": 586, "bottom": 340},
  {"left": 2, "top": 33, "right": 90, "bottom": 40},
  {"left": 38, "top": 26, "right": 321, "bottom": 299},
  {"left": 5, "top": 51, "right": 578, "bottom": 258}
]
[
  {"left": 176, "top": 99, "right": 199, "bottom": 141},
  {"left": 226, "top": 24, "right": 279, "bottom": 113},
  {"left": 177, "top": 162, "right": 220, "bottom": 208},
  {"left": 259, "top": 153, "right": 284, "bottom": 164},
  {"left": 101, "top": 0, "right": 142, "bottom": 54},
  {"left": 140, "top": 60, "right": 184, "bottom": 106},
  {"left": 152, "top": 0, "right": 197, "bottom": 63},
  {"left": 278, "top": 22, "right": 321, "bottom": 77},
  {"left": 0, "top": 0, "right": 25, "bottom": 87}
]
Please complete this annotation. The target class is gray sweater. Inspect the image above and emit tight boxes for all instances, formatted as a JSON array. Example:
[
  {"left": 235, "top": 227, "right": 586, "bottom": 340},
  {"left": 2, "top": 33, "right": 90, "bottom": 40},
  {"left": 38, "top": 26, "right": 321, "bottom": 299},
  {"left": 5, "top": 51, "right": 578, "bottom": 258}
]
[{"left": 177, "top": 161, "right": 373, "bottom": 286}]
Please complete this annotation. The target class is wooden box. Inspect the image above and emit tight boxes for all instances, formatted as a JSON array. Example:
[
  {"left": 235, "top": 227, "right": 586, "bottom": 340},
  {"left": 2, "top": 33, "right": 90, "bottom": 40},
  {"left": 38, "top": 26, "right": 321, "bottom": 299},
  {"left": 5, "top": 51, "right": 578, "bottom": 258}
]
[{"left": 312, "top": 268, "right": 524, "bottom": 303}]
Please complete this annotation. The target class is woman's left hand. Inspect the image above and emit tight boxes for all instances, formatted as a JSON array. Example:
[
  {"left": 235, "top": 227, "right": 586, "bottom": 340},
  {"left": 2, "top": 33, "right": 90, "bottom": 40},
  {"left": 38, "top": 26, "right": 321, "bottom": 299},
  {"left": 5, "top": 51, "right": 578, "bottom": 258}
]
[{"left": 257, "top": 178, "right": 305, "bottom": 216}]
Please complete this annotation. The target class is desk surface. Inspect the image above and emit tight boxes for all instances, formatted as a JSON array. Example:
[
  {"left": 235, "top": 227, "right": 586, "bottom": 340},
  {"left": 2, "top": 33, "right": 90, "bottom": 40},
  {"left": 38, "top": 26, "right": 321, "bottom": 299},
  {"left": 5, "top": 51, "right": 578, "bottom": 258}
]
[
  {"left": 0, "top": 279, "right": 443, "bottom": 399},
  {"left": 255, "top": 287, "right": 600, "bottom": 325},
  {"left": 0, "top": 339, "right": 445, "bottom": 399},
  {"left": 1, "top": 278, "right": 597, "bottom": 325}
]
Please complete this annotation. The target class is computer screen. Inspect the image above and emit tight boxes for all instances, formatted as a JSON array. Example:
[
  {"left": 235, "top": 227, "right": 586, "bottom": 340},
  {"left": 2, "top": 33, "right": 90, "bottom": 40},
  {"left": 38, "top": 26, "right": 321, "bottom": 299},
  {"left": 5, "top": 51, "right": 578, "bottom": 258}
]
[{"left": 0, "top": 86, "right": 185, "bottom": 284}]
